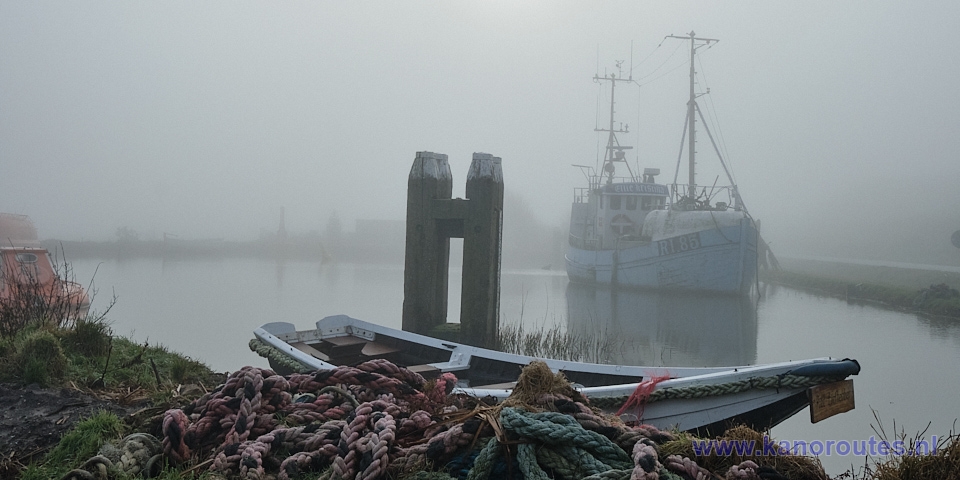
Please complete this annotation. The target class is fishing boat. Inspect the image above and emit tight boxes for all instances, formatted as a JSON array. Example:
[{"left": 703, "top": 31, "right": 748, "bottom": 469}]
[
  {"left": 566, "top": 33, "right": 759, "bottom": 294},
  {"left": 0, "top": 213, "right": 90, "bottom": 320},
  {"left": 252, "top": 315, "right": 859, "bottom": 435}
]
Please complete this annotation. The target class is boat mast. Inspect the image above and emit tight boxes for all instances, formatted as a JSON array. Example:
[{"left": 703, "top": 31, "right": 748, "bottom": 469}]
[
  {"left": 594, "top": 61, "right": 635, "bottom": 185},
  {"left": 666, "top": 31, "right": 717, "bottom": 198}
]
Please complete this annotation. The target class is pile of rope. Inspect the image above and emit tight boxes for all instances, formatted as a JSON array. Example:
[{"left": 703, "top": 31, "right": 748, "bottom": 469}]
[
  {"left": 154, "top": 359, "right": 821, "bottom": 480},
  {"left": 60, "top": 433, "right": 163, "bottom": 480}
]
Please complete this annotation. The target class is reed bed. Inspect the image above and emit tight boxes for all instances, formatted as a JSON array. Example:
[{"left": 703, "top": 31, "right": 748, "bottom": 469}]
[{"left": 496, "top": 318, "right": 631, "bottom": 364}]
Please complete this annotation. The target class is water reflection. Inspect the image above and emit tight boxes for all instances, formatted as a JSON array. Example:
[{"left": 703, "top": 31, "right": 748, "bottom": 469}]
[
  {"left": 275, "top": 260, "right": 286, "bottom": 287},
  {"left": 565, "top": 283, "right": 758, "bottom": 367}
]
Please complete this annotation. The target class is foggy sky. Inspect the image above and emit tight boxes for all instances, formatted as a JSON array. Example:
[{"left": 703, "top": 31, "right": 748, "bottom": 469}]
[{"left": 2, "top": 2, "right": 959, "bottom": 264}]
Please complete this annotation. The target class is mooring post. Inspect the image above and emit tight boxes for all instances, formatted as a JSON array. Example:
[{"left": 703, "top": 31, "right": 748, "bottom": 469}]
[
  {"left": 401, "top": 151, "right": 504, "bottom": 349},
  {"left": 460, "top": 153, "right": 503, "bottom": 349},
  {"left": 402, "top": 152, "right": 453, "bottom": 334}
]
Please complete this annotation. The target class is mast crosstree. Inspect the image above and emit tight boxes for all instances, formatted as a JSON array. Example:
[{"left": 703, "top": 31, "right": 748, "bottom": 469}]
[
  {"left": 664, "top": 31, "right": 722, "bottom": 199},
  {"left": 594, "top": 61, "right": 637, "bottom": 184}
]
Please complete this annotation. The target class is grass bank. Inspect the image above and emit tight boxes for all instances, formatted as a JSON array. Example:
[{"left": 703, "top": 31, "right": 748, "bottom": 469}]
[
  {"left": 0, "top": 312, "right": 223, "bottom": 479},
  {"left": 761, "top": 266, "right": 960, "bottom": 319}
]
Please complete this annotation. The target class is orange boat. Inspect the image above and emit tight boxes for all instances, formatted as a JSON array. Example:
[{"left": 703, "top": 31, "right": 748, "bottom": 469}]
[{"left": 0, "top": 213, "right": 90, "bottom": 322}]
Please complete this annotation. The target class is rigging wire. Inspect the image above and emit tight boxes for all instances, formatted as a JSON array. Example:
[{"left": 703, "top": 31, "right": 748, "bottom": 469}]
[
  {"left": 672, "top": 111, "right": 689, "bottom": 187},
  {"left": 696, "top": 54, "right": 737, "bottom": 185},
  {"left": 593, "top": 82, "right": 603, "bottom": 171},
  {"left": 637, "top": 60, "right": 689, "bottom": 88},
  {"left": 636, "top": 42, "right": 685, "bottom": 82},
  {"left": 636, "top": 78, "right": 642, "bottom": 173},
  {"left": 630, "top": 41, "right": 664, "bottom": 74},
  {"left": 696, "top": 55, "right": 727, "bottom": 159}
]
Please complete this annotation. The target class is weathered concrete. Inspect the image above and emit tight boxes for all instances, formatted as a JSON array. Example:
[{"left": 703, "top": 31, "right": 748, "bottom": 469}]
[{"left": 402, "top": 152, "right": 503, "bottom": 349}]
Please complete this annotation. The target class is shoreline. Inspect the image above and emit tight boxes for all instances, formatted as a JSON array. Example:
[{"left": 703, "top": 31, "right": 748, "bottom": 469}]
[
  {"left": 775, "top": 256, "right": 960, "bottom": 290},
  {"left": 761, "top": 257, "right": 960, "bottom": 320}
]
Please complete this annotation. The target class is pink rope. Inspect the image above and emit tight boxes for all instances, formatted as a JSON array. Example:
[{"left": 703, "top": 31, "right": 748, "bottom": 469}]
[
  {"left": 617, "top": 375, "right": 671, "bottom": 417},
  {"left": 159, "top": 361, "right": 463, "bottom": 477}
]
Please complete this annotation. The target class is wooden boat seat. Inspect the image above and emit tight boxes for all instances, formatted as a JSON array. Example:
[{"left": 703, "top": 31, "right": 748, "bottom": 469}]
[
  {"left": 320, "top": 336, "right": 367, "bottom": 358},
  {"left": 407, "top": 363, "right": 440, "bottom": 379},
  {"left": 290, "top": 342, "right": 330, "bottom": 362},
  {"left": 361, "top": 341, "right": 401, "bottom": 358},
  {"left": 424, "top": 361, "right": 471, "bottom": 372},
  {"left": 405, "top": 361, "right": 471, "bottom": 380},
  {"left": 406, "top": 362, "right": 470, "bottom": 380}
]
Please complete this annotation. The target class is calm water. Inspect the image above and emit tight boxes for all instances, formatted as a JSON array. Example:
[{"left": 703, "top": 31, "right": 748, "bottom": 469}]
[{"left": 70, "top": 257, "right": 960, "bottom": 475}]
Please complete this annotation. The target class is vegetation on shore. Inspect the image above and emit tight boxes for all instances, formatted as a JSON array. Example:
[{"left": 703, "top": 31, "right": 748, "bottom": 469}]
[
  {"left": 2, "top": 262, "right": 959, "bottom": 479},
  {"left": 0, "top": 263, "right": 222, "bottom": 479},
  {"left": 0, "top": 313, "right": 222, "bottom": 480},
  {"left": 761, "top": 269, "right": 960, "bottom": 319}
]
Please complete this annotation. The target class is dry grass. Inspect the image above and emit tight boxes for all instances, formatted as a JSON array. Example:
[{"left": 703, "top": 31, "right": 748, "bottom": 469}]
[
  {"left": 867, "top": 438, "right": 960, "bottom": 480},
  {"left": 502, "top": 360, "right": 590, "bottom": 409},
  {"left": 661, "top": 426, "right": 827, "bottom": 480},
  {"left": 837, "top": 415, "right": 960, "bottom": 480}
]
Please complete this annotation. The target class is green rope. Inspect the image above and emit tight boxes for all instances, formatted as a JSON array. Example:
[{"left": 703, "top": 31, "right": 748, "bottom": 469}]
[
  {"left": 465, "top": 438, "right": 499, "bottom": 480},
  {"left": 499, "top": 407, "right": 632, "bottom": 469},
  {"left": 466, "top": 410, "right": 638, "bottom": 480},
  {"left": 537, "top": 445, "right": 611, "bottom": 478},
  {"left": 580, "top": 469, "right": 633, "bottom": 480},
  {"left": 61, "top": 433, "right": 164, "bottom": 480},
  {"left": 248, "top": 338, "right": 313, "bottom": 373},
  {"left": 517, "top": 443, "right": 551, "bottom": 480},
  {"left": 590, "top": 374, "right": 844, "bottom": 410},
  {"left": 403, "top": 472, "right": 457, "bottom": 480}
]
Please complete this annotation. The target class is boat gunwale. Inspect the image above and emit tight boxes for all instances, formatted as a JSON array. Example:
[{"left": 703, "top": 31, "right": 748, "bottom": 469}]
[{"left": 256, "top": 315, "right": 856, "bottom": 399}]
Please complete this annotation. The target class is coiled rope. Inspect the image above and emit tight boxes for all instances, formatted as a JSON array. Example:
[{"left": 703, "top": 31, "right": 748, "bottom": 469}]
[
  {"left": 249, "top": 338, "right": 311, "bottom": 373},
  {"left": 60, "top": 433, "right": 163, "bottom": 480},
  {"left": 593, "top": 374, "right": 845, "bottom": 411},
  {"left": 149, "top": 360, "right": 821, "bottom": 479}
]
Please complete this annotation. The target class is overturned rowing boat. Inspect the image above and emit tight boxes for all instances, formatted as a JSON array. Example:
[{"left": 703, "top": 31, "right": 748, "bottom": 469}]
[{"left": 252, "top": 315, "right": 859, "bottom": 435}]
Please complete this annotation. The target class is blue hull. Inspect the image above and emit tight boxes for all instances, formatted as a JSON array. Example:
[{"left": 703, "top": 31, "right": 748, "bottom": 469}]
[{"left": 566, "top": 218, "right": 758, "bottom": 294}]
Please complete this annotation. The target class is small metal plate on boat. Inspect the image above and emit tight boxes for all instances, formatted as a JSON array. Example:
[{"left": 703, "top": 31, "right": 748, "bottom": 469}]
[{"left": 808, "top": 379, "right": 855, "bottom": 423}]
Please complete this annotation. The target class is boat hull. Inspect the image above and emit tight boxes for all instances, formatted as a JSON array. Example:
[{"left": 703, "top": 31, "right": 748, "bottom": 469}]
[
  {"left": 566, "top": 217, "right": 758, "bottom": 294},
  {"left": 252, "top": 315, "right": 859, "bottom": 435}
]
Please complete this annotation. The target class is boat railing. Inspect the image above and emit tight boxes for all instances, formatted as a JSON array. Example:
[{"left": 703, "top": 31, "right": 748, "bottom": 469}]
[
  {"left": 669, "top": 183, "right": 742, "bottom": 211},
  {"left": 573, "top": 187, "right": 591, "bottom": 204},
  {"left": 576, "top": 174, "right": 667, "bottom": 203},
  {"left": 598, "top": 175, "right": 648, "bottom": 188}
]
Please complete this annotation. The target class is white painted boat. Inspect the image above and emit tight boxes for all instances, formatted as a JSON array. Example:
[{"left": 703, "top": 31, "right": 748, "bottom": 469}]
[
  {"left": 566, "top": 34, "right": 761, "bottom": 294},
  {"left": 253, "top": 315, "right": 859, "bottom": 435}
]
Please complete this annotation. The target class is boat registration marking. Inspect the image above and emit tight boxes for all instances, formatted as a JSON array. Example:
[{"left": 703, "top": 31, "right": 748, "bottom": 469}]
[
  {"left": 808, "top": 379, "right": 855, "bottom": 423},
  {"left": 657, "top": 232, "right": 701, "bottom": 256}
]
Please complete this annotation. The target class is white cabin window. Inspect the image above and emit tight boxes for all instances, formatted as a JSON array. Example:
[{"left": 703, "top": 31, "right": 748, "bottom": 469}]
[
  {"left": 16, "top": 253, "right": 38, "bottom": 264},
  {"left": 642, "top": 197, "right": 665, "bottom": 210},
  {"left": 626, "top": 196, "right": 637, "bottom": 211},
  {"left": 610, "top": 195, "right": 622, "bottom": 210}
]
